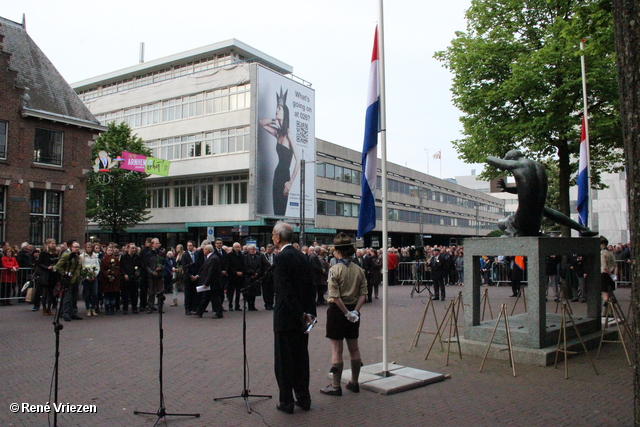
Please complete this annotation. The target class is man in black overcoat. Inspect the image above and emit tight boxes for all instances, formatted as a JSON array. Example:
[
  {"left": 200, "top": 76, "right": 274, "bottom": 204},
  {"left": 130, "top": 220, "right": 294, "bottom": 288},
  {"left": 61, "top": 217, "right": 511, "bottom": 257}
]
[{"left": 271, "top": 222, "right": 317, "bottom": 414}]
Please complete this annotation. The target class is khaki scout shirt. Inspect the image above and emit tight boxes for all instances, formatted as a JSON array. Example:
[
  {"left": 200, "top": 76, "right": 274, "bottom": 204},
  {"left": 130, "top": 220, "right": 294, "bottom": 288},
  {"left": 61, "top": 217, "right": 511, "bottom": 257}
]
[{"left": 327, "top": 261, "right": 368, "bottom": 305}]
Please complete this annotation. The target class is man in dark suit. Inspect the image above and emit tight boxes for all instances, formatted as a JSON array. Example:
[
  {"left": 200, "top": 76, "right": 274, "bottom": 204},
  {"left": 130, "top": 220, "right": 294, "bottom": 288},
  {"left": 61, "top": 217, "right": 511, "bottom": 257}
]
[
  {"left": 260, "top": 244, "right": 276, "bottom": 310},
  {"left": 271, "top": 222, "right": 317, "bottom": 414},
  {"left": 181, "top": 240, "right": 198, "bottom": 315},
  {"left": 226, "top": 242, "right": 246, "bottom": 311},
  {"left": 430, "top": 247, "right": 446, "bottom": 301},
  {"left": 193, "top": 244, "right": 224, "bottom": 318}
]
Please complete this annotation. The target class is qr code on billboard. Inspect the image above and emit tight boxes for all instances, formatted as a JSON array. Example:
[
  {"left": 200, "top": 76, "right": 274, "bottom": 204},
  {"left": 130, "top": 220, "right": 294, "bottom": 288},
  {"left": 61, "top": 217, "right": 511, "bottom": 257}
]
[{"left": 296, "top": 121, "right": 308, "bottom": 144}]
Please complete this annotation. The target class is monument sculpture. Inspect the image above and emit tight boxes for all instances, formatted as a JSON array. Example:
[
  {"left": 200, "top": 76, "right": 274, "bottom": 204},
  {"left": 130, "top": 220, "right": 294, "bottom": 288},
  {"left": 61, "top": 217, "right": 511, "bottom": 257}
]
[{"left": 486, "top": 150, "right": 597, "bottom": 237}]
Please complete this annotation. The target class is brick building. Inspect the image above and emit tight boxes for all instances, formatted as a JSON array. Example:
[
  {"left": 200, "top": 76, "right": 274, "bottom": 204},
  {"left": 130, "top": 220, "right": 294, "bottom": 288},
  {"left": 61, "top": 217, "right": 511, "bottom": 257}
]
[{"left": 0, "top": 16, "right": 105, "bottom": 246}]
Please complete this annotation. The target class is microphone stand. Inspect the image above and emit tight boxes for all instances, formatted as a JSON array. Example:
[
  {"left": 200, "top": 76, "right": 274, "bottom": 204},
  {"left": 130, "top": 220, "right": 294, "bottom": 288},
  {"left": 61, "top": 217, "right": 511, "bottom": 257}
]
[
  {"left": 214, "top": 281, "right": 271, "bottom": 413},
  {"left": 134, "top": 291, "right": 200, "bottom": 426},
  {"left": 51, "top": 278, "right": 68, "bottom": 427}
]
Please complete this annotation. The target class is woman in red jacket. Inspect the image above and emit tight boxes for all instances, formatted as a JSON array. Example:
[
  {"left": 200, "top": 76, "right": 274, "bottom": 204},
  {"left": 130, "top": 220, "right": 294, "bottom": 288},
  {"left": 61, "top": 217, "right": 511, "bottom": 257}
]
[
  {"left": 100, "top": 246, "right": 121, "bottom": 315},
  {"left": 1, "top": 247, "right": 19, "bottom": 305}
]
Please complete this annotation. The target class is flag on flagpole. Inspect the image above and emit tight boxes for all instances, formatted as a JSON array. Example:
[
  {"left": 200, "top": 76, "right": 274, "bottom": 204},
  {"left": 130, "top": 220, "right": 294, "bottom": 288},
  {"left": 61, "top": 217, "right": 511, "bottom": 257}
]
[
  {"left": 433, "top": 151, "right": 441, "bottom": 160},
  {"left": 357, "top": 26, "right": 380, "bottom": 239},
  {"left": 577, "top": 117, "right": 588, "bottom": 227}
]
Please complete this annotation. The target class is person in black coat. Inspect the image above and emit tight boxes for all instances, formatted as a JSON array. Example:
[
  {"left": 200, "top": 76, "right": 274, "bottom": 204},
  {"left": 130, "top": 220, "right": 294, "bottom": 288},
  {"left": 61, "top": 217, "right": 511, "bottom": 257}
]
[
  {"left": 193, "top": 244, "right": 224, "bottom": 318},
  {"left": 260, "top": 244, "right": 276, "bottom": 310},
  {"left": 430, "top": 248, "right": 446, "bottom": 301},
  {"left": 271, "top": 222, "right": 317, "bottom": 414},
  {"left": 243, "top": 244, "right": 262, "bottom": 311},
  {"left": 225, "top": 242, "right": 246, "bottom": 311},
  {"left": 181, "top": 240, "right": 198, "bottom": 315}
]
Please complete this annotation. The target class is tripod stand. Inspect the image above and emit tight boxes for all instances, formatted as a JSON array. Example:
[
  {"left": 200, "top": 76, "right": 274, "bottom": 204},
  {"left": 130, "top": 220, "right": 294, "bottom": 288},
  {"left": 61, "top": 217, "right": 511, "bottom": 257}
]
[
  {"left": 215, "top": 284, "right": 271, "bottom": 413},
  {"left": 134, "top": 292, "right": 200, "bottom": 426}
]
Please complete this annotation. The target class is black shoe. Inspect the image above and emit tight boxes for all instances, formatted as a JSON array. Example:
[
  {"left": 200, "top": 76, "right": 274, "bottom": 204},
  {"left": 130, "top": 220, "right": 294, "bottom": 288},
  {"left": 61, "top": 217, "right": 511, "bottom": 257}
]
[
  {"left": 132, "top": 310, "right": 139, "bottom": 314},
  {"left": 571, "top": 298, "right": 579, "bottom": 302},
  {"left": 193, "top": 312, "right": 203, "bottom": 318},
  {"left": 510, "top": 294, "right": 518, "bottom": 297},
  {"left": 276, "top": 402, "right": 294, "bottom": 414},
  {"left": 265, "top": 305, "right": 273, "bottom": 310},
  {"left": 228, "top": 307, "right": 234, "bottom": 312},
  {"left": 212, "top": 313, "right": 223, "bottom": 319},
  {"left": 248, "top": 307, "right": 258, "bottom": 311},
  {"left": 431, "top": 296, "right": 439, "bottom": 301},
  {"left": 70, "top": 315, "right": 83, "bottom": 320},
  {"left": 295, "top": 400, "right": 311, "bottom": 411},
  {"left": 235, "top": 306, "right": 241, "bottom": 311},
  {"left": 63, "top": 316, "right": 71, "bottom": 322},
  {"left": 346, "top": 381, "right": 360, "bottom": 393},
  {"left": 185, "top": 310, "right": 192, "bottom": 315},
  {"left": 320, "top": 384, "right": 342, "bottom": 396}
]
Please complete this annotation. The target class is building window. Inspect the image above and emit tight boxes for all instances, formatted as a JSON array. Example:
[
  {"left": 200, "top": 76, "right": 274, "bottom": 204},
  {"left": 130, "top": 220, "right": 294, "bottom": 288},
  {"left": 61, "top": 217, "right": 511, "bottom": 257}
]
[
  {"left": 147, "top": 126, "right": 250, "bottom": 161},
  {"left": 33, "top": 128, "right": 63, "bottom": 166},
  {"left": 29, "top": 190, "right": 61, "bottom": 245},
  {"left": 218, "top": 174, "right": 248, "bottom": 205},
  {"left": 0, "top": 121, "right": 7, "bottom": 160}
]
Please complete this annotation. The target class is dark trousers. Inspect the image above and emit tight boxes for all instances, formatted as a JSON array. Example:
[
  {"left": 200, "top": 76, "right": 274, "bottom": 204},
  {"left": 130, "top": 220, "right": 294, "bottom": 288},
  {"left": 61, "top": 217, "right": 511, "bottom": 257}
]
[
  {"left": 62, "top": 282, "right": 80, "bottom": 318},
  {"left": 316, "top": 284, "right": 327, "bottom": 304},
  {"left": 432, "top": 276, "right": 445, "bottom": 299},
  {"left": 511, "top": 279, "right": 522, "bottom": 296},
  {"left": 262, "top": 281, "right": 274, "bottom": 308},
  {"left": 139, "top": 273, "right": 148, "bottom": 309},
  {"left": 184, "top": 278, "right": 197, "bottom": 312},
  {"left": 227, "top": 277, "right": 243, "bottom": 308},
  {"left": 121, "top": 279, "right": 139, "bottom": 312},
  {"left": 147, "top": 275, "right": 163, "bottom": 309},
  {"left": 274, "top": 331, "right": 311, "bottom": 405},
  {"left": 196, "top": 289, "right": 223, "bottom": 315}
]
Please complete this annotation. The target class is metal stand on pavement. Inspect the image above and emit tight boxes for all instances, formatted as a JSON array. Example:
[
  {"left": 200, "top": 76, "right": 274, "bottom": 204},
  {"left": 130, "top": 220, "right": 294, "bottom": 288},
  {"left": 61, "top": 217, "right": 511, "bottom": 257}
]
[
  {"left": 481, "top": 288, "right": 493, "bottom": 321},
  {"left": 509, "top": 286, "right": 527, "bottom": 316},
  {"left": 425, "top": 300, "right": 462, "bottom": 365},
  {"left": 554, "top": 288, "right": 573, "bottom": 315},
  {"left": 597, "top": 292, "right": 632, "bottom": 366},
  {"left": 409, "top": 297, "right": 442, "bottom": 352},
  {"left": 479, "top": 304, "right": 516, "bottom": 377},
  {"left": 554, "top": 302, "right": 599, "bottom": 379}
]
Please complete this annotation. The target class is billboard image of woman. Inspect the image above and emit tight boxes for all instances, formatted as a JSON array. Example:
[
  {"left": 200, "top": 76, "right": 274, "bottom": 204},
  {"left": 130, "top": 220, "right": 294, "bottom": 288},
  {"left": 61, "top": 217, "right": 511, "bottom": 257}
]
[{"left": 259, "top": 87, "right": 299, "bottom": 216}]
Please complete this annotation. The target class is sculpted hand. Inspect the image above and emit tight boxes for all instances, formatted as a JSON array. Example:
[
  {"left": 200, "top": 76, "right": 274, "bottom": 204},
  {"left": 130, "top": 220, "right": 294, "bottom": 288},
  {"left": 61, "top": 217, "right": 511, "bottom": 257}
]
[{"left": 497, "top": 178, "right": 507, "bottom": 192}]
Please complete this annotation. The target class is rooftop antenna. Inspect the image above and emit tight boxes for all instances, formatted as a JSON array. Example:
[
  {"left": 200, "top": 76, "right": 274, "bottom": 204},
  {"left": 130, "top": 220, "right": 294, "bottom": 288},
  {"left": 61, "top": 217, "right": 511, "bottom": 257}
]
[
  {"left": 22, "top": 13, "right": 26, "bottom": 30},
  {"left": 139, "top": 42, "right": 145, "bottom": 63}
]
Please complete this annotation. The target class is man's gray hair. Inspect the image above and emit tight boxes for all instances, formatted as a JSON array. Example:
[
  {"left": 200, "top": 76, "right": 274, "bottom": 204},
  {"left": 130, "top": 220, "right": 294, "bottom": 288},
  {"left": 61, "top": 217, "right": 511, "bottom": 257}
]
[
  {"left": 201, "top": 240, "right": 211, "bottom": 247},
  {"left": 273, "top": 221, "right": 294, "bottom": 243},
  {"left": 314, "top": 246, "right": 322, "bottom": 255},
  {"left": 203, "top": 244, "right": 214, "bottom": 252},
  {"left": 247, "top": 244, "right": 256, "bottom": 251}
]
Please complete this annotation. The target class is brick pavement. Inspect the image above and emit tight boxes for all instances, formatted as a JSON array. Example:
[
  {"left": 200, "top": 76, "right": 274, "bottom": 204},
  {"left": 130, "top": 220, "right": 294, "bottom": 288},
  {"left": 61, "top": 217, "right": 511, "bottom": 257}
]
[{"left": 0, "top": 284, "right": 633, "bottom": 426}]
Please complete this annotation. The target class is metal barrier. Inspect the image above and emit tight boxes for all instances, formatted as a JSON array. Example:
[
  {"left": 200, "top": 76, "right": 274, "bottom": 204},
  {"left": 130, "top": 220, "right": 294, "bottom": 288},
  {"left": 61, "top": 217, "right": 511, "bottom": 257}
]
[
  {"left": 615, "top": 259, "right": 632, "bottom": 288},
  {"left": 397, "top": 262, "right": 432, "bottom": 285},
  {"left": 0, "top": 267, "right": 35, "bottom": 302}
]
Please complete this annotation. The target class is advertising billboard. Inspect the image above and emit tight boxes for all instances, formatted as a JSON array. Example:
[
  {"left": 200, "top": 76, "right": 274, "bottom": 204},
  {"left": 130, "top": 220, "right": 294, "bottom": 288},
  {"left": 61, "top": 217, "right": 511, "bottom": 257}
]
[{"left": 256, "top": 66, "right": 315, "bottom": 219}]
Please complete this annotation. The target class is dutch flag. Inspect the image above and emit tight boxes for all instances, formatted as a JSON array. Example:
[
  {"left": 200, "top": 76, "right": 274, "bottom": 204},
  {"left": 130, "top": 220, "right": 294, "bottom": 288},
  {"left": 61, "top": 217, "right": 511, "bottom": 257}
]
[
  {"left": 357, "top": 26, "right": 380, "bottom": 239},
  {"left": 577, "top": 117, "right": 588, "bottom": 227}
]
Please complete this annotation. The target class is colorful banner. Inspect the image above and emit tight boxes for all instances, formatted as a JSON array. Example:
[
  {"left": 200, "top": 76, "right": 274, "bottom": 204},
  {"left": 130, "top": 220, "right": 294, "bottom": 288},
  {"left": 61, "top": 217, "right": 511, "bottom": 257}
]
[{"left": 120, "top": 151, "right": 170, "bottom": 176}]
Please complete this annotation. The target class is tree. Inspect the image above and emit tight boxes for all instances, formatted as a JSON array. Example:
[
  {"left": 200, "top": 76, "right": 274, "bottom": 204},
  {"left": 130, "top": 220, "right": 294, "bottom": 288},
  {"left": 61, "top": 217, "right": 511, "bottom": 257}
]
[
  {"left": 86, "top": 122, "right": 152, "bottom": 237},
  {"left": 435, "top": 0, "right": 624, "bottom": 236},
  {"left": 611, "top": 0, "right": 639, "bottom": 421}
]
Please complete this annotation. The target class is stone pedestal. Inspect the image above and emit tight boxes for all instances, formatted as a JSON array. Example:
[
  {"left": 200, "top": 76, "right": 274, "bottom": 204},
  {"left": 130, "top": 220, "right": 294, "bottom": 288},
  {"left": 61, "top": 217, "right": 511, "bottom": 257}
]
[{"left": 462, "top": 237, "right": 601, "bottom": 364}]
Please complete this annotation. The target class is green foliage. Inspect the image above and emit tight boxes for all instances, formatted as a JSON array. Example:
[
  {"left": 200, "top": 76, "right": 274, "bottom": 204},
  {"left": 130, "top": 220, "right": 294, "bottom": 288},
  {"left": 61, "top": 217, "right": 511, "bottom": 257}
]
[
  {"left": 435, "top": 0, "right": 623, "bottom": 235},
  {"left": 86, "top": 122, "right": 152, "bottom": 235},
  {"left": 486, "top": 229, "right": 506, "bottom": 237}
]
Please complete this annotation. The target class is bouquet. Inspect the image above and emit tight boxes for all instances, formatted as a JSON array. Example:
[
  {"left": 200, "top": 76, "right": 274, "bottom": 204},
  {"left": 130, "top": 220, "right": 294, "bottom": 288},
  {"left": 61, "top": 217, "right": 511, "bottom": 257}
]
[
  {"left": 107, "top": 258, "right": 117, "bottom": 282},
  {"left": 81, "top": 265, "right": 97, "bottom": 280}
]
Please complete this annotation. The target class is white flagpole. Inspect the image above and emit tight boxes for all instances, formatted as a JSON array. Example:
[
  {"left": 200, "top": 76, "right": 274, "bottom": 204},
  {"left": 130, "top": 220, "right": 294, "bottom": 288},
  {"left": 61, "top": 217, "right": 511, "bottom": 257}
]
[
  {"left": 580, "top": 40, "right": 592, "bottom": 226},
  {"left": 378, "top": 0, "right": 389, "bottom": 375}
]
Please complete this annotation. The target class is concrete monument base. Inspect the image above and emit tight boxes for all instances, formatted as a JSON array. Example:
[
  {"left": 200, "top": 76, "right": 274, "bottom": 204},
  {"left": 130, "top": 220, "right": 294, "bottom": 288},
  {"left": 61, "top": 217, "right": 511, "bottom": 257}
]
[{"left": 463, "top": 237, "right": 602, "bottom": 364}]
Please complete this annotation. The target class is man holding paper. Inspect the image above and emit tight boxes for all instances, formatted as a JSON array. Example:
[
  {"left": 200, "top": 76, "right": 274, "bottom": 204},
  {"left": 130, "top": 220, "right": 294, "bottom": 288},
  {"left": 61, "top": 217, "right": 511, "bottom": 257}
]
[{"left": 193, "top": 244, "right": 224, "bottom": 319}]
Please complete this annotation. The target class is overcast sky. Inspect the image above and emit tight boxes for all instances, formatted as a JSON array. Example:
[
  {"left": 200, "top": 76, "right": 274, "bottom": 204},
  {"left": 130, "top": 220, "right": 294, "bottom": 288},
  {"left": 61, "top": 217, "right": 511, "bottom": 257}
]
[{"left": 5, "top": 0, "right": 485, "bottom": 180}]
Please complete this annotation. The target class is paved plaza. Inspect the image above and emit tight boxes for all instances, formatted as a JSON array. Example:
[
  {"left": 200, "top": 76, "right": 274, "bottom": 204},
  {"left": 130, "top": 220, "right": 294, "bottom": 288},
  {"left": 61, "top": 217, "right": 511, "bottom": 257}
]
[{"left": 0, "top": 284, "right": 633, "bottom": 426}]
